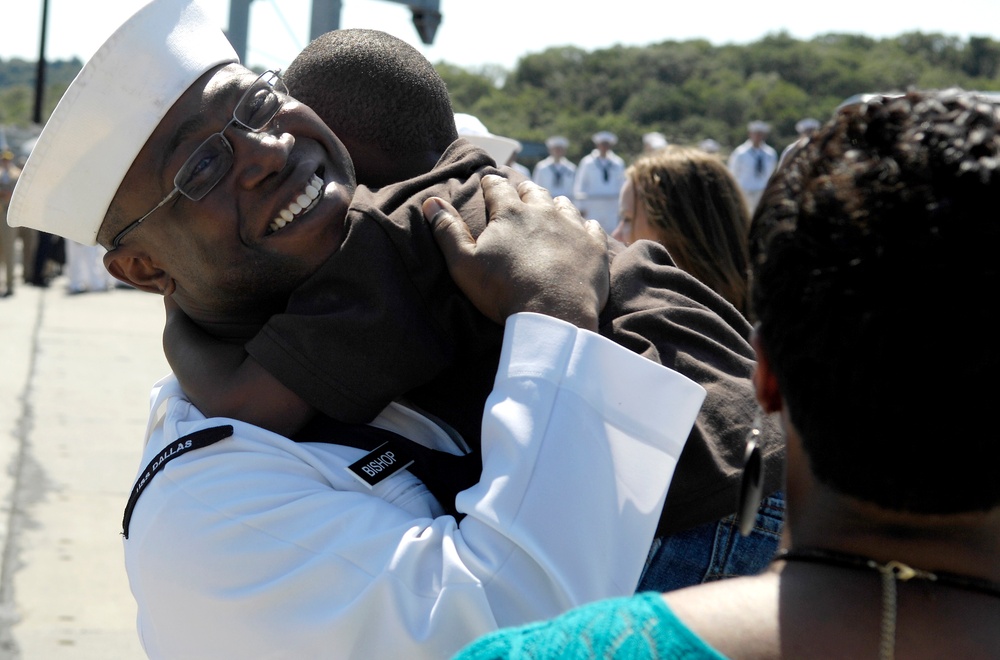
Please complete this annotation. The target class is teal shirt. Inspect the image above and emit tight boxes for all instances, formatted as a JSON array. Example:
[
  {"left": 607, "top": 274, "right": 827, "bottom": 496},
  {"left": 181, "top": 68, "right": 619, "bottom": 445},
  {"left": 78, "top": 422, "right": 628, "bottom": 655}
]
[{"left": 454, "top": 591, "right": 728, "bottom": 659}]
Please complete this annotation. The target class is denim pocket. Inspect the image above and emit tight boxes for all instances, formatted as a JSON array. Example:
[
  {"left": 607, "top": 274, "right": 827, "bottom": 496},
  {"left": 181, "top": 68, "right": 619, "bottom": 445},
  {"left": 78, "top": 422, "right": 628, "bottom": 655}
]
[{"left": 637, "top": 491, "right": 785, "bottom": 592}]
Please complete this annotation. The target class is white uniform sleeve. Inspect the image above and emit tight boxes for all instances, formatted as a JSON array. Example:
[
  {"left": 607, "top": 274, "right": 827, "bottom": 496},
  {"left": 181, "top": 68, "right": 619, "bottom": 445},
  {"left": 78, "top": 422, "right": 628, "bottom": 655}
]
[
  {"left": 728, "top": 148, "right": 740, "bottom": 174},
  {"left": 124, "top": 313, "right": 705, "bottom": 660},
  {"left": 573, "top": 155, "right": 590, "bottom": 202}
]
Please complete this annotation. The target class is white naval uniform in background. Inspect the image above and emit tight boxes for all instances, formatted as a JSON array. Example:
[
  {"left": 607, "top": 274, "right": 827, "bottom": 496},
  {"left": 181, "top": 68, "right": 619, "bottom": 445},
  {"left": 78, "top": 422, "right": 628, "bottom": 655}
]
[
  {"left": 573, "top": 150, "right": 626, "bottom": 233},
  {"left": 533, "top": 156, "right": 577, "bottom": 203}
]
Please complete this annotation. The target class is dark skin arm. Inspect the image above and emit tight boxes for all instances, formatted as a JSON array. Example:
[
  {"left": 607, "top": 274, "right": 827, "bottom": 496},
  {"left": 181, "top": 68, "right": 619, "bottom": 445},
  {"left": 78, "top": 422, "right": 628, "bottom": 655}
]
[
  {"left": 423, "top": 175, "right": 609, "bottom": 330},
  {"left": 162, "top": 294, "right": 315, "bottom": 437}
]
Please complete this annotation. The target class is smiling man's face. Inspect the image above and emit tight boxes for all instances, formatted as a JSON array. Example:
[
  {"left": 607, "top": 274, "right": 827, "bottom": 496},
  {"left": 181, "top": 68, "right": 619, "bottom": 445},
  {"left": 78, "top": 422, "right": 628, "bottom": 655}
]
[{"left": 106, "top": 63, "right": 356, "bottom": 323}]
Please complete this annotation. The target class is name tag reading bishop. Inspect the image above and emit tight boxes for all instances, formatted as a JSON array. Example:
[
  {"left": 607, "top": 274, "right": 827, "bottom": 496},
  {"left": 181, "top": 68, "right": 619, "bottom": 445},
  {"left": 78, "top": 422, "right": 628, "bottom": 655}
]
[{"left": 346, "top": 439, "right": 416, "bottom": 488}]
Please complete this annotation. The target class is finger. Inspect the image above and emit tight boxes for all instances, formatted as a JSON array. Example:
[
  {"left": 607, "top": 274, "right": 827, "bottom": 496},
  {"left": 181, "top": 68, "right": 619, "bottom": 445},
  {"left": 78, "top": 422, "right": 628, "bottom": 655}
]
[
  {"left": 423, "top": 195, "right": 478, "bottom": 271},
  {"left": 481, "top": 174, "right": 525, "bottom": 220},
  {"left": 553, "top": 196, "right": 585, "bottom": 223},
  {"left": 585, "top": 219, "right": 608, "bottom": 245},
  {"left": 515, "top": 179, "right": 554, "bottom": 205}
]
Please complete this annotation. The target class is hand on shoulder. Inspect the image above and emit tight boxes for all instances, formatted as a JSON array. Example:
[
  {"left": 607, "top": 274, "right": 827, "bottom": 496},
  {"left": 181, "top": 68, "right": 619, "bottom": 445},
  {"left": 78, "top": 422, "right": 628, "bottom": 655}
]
[{"left": 423, "top": 175, "right": 609, "bottom": 331}]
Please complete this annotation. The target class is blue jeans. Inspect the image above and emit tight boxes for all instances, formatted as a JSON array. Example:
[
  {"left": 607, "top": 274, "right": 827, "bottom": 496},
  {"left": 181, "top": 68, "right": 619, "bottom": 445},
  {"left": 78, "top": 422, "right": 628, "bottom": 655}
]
[{"left": 637, "top": 491, "right": 785, "bottom": 593}]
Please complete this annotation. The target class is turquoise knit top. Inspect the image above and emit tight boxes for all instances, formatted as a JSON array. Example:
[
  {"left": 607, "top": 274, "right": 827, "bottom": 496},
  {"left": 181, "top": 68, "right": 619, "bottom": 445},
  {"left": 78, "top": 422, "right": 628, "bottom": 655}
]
[{"left": 454, "top": 591, "right": 728, "bottom": 659}]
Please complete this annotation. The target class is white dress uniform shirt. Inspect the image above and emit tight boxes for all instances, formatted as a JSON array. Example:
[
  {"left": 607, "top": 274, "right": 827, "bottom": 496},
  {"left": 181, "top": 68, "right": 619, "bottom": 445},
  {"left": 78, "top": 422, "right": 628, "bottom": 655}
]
[
  {"left": 728, "top": 140, "right": 778, "bottom": 211},
  {"left": 533, "top": 156, "right": 577, "bottom": 202},
  {"left": 123, "top": 312, "right": 705, "bottom": 660},
  {"left": 573, "top": 150, "right": 626, "bottom": 233}
]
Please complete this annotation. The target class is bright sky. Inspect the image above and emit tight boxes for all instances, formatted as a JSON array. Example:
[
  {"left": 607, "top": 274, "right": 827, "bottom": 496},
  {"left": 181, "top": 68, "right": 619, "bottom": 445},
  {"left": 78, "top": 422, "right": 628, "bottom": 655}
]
[{"left": 2, "top": 0, "right": 999, "bottom": 73}]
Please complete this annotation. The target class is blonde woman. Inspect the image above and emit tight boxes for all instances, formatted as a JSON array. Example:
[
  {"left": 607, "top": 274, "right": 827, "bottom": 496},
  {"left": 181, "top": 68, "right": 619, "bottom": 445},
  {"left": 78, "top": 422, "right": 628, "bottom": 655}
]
[{"left": 613, "top": 146, "right": 751, "bottom": 318}]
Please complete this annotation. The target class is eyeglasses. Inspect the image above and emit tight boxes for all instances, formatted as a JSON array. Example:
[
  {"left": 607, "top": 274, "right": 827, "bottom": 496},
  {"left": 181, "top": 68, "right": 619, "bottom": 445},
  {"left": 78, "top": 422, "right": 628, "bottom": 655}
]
[{"left": 111, "top": 69, "right": 288, "bottom": 249}]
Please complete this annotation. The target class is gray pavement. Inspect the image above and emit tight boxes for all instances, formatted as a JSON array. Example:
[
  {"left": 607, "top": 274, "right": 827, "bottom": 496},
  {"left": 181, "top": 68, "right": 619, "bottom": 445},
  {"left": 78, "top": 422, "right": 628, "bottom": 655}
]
[{"left": 0, "top": 275, "right": 168, "bottom": 659}]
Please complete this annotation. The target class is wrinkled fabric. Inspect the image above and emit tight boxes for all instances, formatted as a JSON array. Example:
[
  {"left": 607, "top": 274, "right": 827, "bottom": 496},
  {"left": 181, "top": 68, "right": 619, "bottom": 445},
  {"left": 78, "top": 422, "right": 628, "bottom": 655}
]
[{"left": 249, "top": 138, "right": 783, "bottom": 536}]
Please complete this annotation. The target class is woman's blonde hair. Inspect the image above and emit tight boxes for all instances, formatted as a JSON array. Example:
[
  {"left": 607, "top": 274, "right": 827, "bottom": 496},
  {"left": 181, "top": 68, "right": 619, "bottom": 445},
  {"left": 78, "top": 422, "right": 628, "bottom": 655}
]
[{"left": 628, "top": 146, "right": 751, "bottom": 316}]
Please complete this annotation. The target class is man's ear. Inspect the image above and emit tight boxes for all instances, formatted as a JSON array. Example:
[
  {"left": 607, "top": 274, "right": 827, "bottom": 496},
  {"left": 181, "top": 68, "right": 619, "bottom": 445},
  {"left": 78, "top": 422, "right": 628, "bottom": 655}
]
[
  {"left": 750, "top": 329, "right": 783, "bottom": 414},
  {"left": 103, "top": 247, "right": 174, "bottom": 296}
]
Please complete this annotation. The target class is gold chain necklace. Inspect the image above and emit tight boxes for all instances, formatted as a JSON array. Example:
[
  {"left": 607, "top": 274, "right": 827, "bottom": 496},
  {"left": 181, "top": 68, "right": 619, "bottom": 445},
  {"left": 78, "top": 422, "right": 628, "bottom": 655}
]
[{"left": 773, "top": 547, "right": 1000, "bottom": 660}]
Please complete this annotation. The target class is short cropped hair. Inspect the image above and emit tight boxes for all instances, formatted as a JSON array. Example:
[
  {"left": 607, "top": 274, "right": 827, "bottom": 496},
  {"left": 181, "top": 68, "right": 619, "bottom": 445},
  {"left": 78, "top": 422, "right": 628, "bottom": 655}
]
[
  {"left": 629, "top": 146, "right": 751, "bottom": 316},
  {"left": 750, "top": 89, "right": 1000, "bottom": 514},
  {"left": 284, "top": 29, "right": 457, "bottom": 186}
]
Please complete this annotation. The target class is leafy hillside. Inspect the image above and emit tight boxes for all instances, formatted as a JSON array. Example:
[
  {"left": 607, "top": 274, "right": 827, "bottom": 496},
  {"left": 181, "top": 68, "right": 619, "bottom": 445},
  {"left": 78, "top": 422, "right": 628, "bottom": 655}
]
[{"left": 440, "top": 31, "right": 1000, "bottom": 165}]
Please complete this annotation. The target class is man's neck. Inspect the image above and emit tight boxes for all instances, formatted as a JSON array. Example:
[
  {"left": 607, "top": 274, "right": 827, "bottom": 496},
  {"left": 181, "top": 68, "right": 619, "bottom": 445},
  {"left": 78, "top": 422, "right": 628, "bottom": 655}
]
[
  {"left": 175, "top": 295, "right": 275, "bottom": 343},
  {"left": 193, "top": 316, "right": 267, "bottom": 343}
]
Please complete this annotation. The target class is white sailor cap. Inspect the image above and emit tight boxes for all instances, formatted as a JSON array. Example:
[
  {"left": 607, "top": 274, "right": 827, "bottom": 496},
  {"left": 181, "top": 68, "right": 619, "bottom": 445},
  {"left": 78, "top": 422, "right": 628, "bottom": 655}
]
[
  {"left": 545, "top": 135, "right": 569, "bottom": 150},
  {"left": 7, "top": 0, "right": 239, "bottom": 246},
  {"left": 795, "top": 117, "right": 821, "bottom": 134},
  {"left": 642, "top": 132, "right": 668, "bottom": 150},
  {"left": 454, "top": 113, "right": 521, "bottom": 166},
  {"left": 747, "top": 120, "right": 771, "bottom": 133},
  {"left": 698, "top": 138, "right": 721, "bottom": 153},
  {"left": 592, "top": 131, "right": 618, "bottom": 146}
]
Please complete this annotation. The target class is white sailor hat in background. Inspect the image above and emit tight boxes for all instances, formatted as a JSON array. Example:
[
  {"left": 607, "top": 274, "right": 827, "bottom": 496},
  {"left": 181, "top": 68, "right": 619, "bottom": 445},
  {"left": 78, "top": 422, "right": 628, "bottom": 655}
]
[
  {"left": 795, "top": 117, "right": 821, "bottom": 134},
  {"left": 642, "top": 131, "right": 668, "bottom": 151},
  {"left": 7, "top": 0, "right": 239, "bottom": 246},
  {"left": 747, "top": 120, "right": 771, "bottom": 133},
  {"left": 698, "top": 138, "right": 721, "bottom": 154},
  {"left": 454, "top": 113, "right": 521, "bottom": 166},
  {"left": 591, "top": 131, "right": 618, "bottom": 146},
  {"left": 545, "top": 135, "right": 569, "bottom": 150}
]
